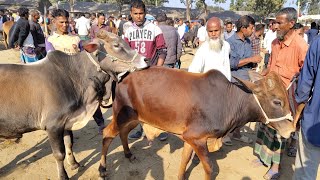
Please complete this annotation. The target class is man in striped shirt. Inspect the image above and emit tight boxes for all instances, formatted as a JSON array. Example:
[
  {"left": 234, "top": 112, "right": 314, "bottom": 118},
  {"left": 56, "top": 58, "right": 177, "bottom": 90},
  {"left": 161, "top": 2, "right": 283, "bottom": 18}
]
[{"left": 249, "top": 24, "right": 265, "bottom": 56}]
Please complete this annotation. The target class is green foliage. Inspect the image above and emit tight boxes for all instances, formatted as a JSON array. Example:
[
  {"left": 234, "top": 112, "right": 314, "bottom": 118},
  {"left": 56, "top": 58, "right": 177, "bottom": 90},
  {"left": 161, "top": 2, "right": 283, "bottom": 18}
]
[
  {"left": 214, "top": 0, "right": 226, "bottom": 3},
  {"left": 298, "top": 0, "right": 308, "bottom": 12},
  {"left": 143, "top": 0, "right": 169, "bottom": 6},
  {"left": 230, "top": 0, "right": 235, "bottom": 10},
  {"left": 195, "top": 0, "right": 205, "bottom": 9},
  {"left": 232, "top": 0, "right": 286, "bottom": 17},
  {"left": 306, "top": 0, "right": 320, "bottom": 15}
]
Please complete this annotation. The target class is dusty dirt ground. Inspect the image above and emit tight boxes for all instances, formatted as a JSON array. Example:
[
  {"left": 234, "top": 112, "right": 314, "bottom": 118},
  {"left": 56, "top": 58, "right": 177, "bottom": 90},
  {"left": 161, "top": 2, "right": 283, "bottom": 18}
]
[{"left": 0, "top": 39, "right": 319, "bottom": 180}]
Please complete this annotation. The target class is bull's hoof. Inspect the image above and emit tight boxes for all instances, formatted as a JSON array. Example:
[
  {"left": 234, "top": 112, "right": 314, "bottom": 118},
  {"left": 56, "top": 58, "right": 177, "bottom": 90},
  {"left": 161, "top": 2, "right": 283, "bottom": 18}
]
[
  {"left": 98, "top": 176, "right": 106, "bottom": 180},
  {"left": 59, "top": 175, "right": 69, "bottom": 180},
  {"left": 124, "top": 152, "right": 137, "bottom": 163},
  {"left": 99, "top": 164, "right": 108, "bottom": 177},
  {"left": 71, "top": 162, "right": 80, "bottom": 170},
  {"left": 129, "top": 155, "right": 137, "bottom": 163},
  {"left": 178, "top": 174, "right": 186, "bottom": 180}
]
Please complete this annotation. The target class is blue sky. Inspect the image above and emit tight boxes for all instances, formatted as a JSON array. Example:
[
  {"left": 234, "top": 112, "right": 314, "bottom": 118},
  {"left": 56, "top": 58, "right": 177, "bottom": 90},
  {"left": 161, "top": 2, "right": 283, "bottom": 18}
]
[{"left": 164, "top": 0, "right": 298, "bottom": 10}]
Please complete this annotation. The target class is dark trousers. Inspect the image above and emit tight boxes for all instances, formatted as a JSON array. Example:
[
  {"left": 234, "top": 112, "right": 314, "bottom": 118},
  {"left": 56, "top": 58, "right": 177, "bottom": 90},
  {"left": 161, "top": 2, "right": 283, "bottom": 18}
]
[
  {"left": 264, "top": 53, "right": 270, "bottom": 67},
  {"left": 93, "top": 107, "right": 104, "bottom": 126}
]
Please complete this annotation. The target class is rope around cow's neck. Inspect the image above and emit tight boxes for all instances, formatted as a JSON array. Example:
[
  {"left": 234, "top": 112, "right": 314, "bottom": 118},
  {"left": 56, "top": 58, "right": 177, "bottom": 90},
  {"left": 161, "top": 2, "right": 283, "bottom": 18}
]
[
  {"left": 97, "top": 50, "right": 139, "bottom": 64},
  {"left": 252, "top": 94, "right": 293, "bottom": 124},
  {"left": 85, "top": 50, "right": 139, "bottom": 73},
  {"left": 85, "top": 51, "right": 108, "bottom": 74}
]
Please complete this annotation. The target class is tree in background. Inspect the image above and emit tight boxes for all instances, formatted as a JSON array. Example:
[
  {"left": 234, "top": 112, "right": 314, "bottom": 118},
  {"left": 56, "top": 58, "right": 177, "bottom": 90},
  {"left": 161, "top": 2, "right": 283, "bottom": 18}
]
[
  {"left": 214, "top": 0, "right": 227, "bottom": 11},
  {"left": 230, "top": 0, "right": 236, "bottom": 10},
  {"left": 180, "top": 0, "right": 194, "bottom": 21},
  {"left": 231, "top": 0, "right": 286, "bottom": 17},
  {"left": 196, "top": 0, "right": 208, "bottom": 16},
  {"left": 182, "top": 0, "right": 226, "bottom": 20},
  {"left": 253, "top": 0, "right": 285, "bottom": 17},
  {"left": 144, "top": 0, "right": 169, "bottom": 6},
  {"left": 299, "top": 0, "right": 320, "bottom": 15}
]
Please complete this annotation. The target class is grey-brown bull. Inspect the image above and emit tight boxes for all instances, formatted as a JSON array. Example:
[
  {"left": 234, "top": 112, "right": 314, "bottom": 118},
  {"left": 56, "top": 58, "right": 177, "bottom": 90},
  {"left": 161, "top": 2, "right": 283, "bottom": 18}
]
[{"left": 0, "top": 30, "right": 148, "bottom": 179}]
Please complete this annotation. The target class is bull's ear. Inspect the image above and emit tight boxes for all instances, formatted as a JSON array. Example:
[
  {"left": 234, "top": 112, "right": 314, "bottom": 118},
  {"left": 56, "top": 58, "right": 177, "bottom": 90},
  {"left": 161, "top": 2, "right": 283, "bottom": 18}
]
[
  {"left": 233, "top": 76, "right": 261, "bottom": 93},
  {"left": 97, "top": 29, "right": 109, "bottom": 40},
  {"left": 83, "top": 39, "right": 100, "bottom": 53},
  {"left": 248, "top": 71, "right": 264, "bottom": 82}
]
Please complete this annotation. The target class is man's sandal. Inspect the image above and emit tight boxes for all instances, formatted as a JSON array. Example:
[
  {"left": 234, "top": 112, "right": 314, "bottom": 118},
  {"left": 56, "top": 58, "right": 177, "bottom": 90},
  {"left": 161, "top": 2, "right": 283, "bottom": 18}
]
[{"left": 263, "top": 169, "right": 280, "bottom": 180}]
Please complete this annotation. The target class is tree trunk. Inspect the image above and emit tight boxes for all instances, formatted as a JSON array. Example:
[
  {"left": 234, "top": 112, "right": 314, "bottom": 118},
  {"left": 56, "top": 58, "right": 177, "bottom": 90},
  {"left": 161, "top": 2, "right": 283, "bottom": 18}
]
[
  {"left": 186, "top": 0, "right": 190, "bottom": 21},
  {"left": 70, "top": 0, "right": 75, "bottom": 17},
  {"left": 204, "top": 1, "right": 208, "bottom": 16}
]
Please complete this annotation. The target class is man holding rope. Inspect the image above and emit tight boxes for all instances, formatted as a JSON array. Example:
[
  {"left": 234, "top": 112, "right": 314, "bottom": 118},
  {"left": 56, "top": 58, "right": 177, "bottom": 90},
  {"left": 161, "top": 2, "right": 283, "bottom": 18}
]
[{"left": 253, "top": 7, "right": 308, "bottom": 180}]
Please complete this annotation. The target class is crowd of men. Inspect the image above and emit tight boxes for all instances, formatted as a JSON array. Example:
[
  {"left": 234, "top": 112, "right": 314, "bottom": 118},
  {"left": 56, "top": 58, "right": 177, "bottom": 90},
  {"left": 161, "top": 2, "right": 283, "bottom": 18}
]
[{"left": 1, "top": 0, "right": 320, "bottom": 179}]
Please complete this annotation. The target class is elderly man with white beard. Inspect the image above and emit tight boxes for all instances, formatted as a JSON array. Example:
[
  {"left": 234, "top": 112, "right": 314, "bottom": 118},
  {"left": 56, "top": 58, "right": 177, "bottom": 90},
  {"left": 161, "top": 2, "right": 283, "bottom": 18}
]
[{"left": 188, "top": 17, "right": 231, "bottom": 81}]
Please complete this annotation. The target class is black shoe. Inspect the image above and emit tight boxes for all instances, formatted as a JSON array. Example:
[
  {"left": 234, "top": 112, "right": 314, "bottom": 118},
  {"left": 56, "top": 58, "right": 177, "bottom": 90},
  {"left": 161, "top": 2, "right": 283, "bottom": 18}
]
[
  {"left": 158, "top": 132, "right": 168, "bottom": 141},
  {"left": 128, "top": 130, "right": 143, "bottom": 140}
]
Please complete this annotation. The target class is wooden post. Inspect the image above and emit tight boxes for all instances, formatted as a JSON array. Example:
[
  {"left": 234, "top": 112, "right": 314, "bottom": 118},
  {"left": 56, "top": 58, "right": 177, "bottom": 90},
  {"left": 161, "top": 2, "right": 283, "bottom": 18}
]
[{"left": 44, "top": 5, "right": 48, "bottom": 37}]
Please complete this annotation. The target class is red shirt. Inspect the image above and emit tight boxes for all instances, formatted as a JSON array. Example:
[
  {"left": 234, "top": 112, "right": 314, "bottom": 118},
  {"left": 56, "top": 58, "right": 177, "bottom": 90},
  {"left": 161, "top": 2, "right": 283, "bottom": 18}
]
[{"left": 124, "top": 20, "right": 166, "bottom": 65}]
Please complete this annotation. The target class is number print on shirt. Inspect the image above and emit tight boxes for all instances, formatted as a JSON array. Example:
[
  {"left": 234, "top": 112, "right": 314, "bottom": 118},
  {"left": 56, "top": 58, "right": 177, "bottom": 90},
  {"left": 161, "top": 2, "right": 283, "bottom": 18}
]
[{"left": 135, "top": 41, "right": 146, "bottom": 54}]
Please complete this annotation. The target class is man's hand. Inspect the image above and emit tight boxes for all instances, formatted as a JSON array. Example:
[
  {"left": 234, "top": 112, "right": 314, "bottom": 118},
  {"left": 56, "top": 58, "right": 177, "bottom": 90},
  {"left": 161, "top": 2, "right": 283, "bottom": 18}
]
[
  {"left": 251, "top": 55, "right": 262, "bottom": 63},
  {"left": 261, "top": 67, "right": 270, "bottom": 76},
  {"left": 14, "top": 45, "right": 20, "bottom": 51}
]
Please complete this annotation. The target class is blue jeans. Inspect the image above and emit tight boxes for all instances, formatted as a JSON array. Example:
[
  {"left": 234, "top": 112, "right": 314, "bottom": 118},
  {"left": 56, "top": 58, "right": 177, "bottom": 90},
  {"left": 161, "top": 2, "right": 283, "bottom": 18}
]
[
  {"left": 231, "top": 67, "right": 251, "bottom": 82},
  {"left": 293, "top": 129, "right": 320, "bottom": 180},
  {"left": 164, "top": 60, "right": 181, "bottom": 69},
  {"left": 164, "top": 63, "right": 175, "bottom": 68},
  {"left": 79, "top": 35, "right": 89, "bottom": 41}
]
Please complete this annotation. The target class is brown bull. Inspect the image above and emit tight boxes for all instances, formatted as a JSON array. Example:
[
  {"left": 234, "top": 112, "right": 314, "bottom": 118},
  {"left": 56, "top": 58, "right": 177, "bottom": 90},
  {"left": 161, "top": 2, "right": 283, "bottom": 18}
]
[
  {"left": 98, "top": 68, "right": 296, "bottom": 179},
  {"left": 2, "top": 21, "right": 14, "bottom": 49}
]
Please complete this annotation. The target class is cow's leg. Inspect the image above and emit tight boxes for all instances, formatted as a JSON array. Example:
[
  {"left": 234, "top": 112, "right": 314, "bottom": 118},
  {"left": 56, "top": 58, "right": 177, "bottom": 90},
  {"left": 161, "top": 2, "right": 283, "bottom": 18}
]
[
  {"left": 2, "top": 31, "right": 8, "bottom": 49},
  {"left": 47, "top": 128, "right": 68, "bottom": 180},
  {"left": 63, "top": 130, "right": 80, "bottom": 170},
  {"left": 119, "top": 121, "right": 139, "bottom": 162},
  {"left": 178, "top": 142, "right": 194, "bottom": 180},
  {"left": 186, "top": 137, "right": 213, "bottom": 180},
  {"left": 99, "top": 120, "right": 119, "bottom": 178}
]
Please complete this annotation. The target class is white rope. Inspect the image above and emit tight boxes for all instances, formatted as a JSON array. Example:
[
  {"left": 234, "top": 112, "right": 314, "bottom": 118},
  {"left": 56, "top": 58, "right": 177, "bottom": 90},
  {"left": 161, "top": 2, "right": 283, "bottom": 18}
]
[
  {"left": 85, "top": 51, "right": 106, "bottom": 73},
  {"left": 98, "top": 50, "right": 139, "bottom": 64},
  {"left": 252, "top": 94, "right": 293, "bottom": 124},
  {"left": 130, "top": 51, "right": 139, "bottom": 62}
]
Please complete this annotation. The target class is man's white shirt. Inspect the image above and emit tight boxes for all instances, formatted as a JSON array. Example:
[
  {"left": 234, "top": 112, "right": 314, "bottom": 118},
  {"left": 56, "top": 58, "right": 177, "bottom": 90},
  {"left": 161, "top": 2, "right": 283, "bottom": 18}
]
[
  {"left": 75, "top": 16, "right": 90, "bottom": 36},
  {"left": 263, "top": 29, "right": 277, "bottom": 53},
  {"left": 197, "top": 26, "right": 207, "bottom": 42},
  {"left": 177, "top": 23, "right": 186, "bottom": 39},
  {"left": 188, "top": 40, "right": 231, "bottom": 81}
]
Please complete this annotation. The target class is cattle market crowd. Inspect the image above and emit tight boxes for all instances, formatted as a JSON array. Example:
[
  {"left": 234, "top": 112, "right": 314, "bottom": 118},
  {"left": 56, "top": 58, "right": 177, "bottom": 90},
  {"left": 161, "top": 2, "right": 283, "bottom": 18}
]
[{"left": 0, "top": 0, "right": 319, "bottom": 179}]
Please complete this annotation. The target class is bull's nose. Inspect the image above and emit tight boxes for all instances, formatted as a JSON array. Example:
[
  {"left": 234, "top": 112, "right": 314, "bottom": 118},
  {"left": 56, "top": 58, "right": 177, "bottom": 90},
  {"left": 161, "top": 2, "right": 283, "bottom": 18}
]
[
  {"left": 133, "top": 56, "right": 148, "bottom": 70},
  {"left": 144, "top": 58, "right": 150, "bottom": 63}
]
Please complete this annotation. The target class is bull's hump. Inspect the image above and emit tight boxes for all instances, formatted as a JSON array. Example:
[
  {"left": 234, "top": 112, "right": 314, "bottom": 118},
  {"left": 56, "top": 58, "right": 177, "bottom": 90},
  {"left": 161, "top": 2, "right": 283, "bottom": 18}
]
[{"left": 47, "top": 50, "right": 71, "bottom": 59}]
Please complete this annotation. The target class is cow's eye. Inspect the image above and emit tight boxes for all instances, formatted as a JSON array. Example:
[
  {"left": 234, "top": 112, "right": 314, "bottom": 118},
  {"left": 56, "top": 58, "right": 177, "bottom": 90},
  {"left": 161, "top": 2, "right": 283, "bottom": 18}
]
[
  {"left": 114, "top": 43, "right": 119, "bottom": 48},
  {"left": 273, "top": 99, "right": 282, "bottom": 106}
]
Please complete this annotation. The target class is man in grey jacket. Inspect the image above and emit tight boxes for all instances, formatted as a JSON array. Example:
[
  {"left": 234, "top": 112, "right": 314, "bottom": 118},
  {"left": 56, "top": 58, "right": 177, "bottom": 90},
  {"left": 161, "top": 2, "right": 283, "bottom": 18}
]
[{"left": 156, "top": 13, "right": 182, "bottom": 68}]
